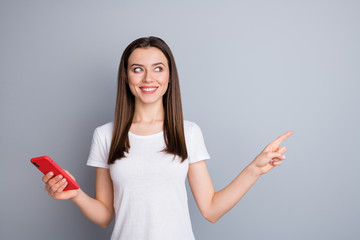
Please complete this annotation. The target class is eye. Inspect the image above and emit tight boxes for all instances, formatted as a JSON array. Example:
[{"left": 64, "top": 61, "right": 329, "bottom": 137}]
[
  {"left": 133, "top": 67, "right": 142, "bottom": 73},
  {"left": 154, "top": 66, "right": 163, "bottom": 72}
]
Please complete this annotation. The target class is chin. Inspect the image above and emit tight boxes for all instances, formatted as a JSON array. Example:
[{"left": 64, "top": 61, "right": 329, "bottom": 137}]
[{"left": 137, "top": 97, "right": 163, "bottom": 105}]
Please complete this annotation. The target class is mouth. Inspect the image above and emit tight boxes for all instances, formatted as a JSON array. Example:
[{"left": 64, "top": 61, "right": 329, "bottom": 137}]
[{"left": 139, "top": 86, "right": 159, "bottom": 94}]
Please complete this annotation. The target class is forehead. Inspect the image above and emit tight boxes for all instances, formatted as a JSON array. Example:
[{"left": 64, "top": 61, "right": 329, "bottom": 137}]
[{"left": 128, "top": 47, "right": 168, "bottom": 65}]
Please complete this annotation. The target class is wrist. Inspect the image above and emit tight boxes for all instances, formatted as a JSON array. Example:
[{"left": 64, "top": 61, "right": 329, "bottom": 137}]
[
  {"left": 246, "top": 162, "right": 263, "bottom": 178},
  {"left": 70, "top": 188, "right": 83, "bottom": 203}
]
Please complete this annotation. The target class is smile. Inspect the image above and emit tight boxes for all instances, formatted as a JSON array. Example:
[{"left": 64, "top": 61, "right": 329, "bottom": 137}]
[{"left": 140, "top": 87, "right": 158, "bottom": 94}]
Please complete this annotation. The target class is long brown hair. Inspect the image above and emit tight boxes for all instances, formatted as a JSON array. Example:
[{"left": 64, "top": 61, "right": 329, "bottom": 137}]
[{"left": 108, "top": 36, "right": 188, "bottom": 164}]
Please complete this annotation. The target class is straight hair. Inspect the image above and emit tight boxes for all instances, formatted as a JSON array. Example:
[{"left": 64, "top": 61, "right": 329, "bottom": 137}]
[{"left": 108, "top": 36, "right": 188, "bottom": 164}]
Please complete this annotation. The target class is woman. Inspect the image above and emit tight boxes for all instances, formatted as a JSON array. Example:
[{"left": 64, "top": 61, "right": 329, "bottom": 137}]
[{"left": 42, "top": 36, "right": 293, "bottom": 240}]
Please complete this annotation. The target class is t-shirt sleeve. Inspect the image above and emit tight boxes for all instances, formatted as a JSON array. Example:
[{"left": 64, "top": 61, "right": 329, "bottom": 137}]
[
  {"left": 86, "top": 128, "right": 109, "bottom": 169},
  {"left": 188, "top": 123, "right": 210, "bottom": 164}
]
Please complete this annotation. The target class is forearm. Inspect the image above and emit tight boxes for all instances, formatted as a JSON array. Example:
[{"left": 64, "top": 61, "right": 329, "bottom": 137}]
[
  {"left": 208, "top": 164, "right": 260, "bottom": 223},
  {"left": 71, "top": 189, "right": 114, "bottom": 228}
]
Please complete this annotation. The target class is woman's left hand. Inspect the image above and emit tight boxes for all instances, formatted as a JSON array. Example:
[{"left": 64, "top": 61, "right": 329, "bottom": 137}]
[{"left": 250, "top": 130, "right": 293, "bottom": 176}]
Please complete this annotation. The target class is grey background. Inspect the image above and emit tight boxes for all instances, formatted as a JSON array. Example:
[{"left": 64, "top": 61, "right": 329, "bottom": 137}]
[{"left": 1, "top": 0, "right": 359, "bottom": 239}]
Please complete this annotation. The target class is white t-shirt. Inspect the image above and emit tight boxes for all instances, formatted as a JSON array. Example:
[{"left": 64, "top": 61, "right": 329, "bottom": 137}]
[{"left": 86, "top": 120, "right": 210, "bottom": 240}]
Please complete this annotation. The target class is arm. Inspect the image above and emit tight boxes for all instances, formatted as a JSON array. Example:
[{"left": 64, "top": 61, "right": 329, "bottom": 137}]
[
  {"left": 71, "top": 168, "right": 114, "bottom": 228},
  {"left": 188, "top": 161, "right": 260, "bottom": 223},
  {"left": 187, "top": 131, "right": 292, "bottom": 223},
  {"left": 43, "top": 167, "right": 114, "bottom": 228}
]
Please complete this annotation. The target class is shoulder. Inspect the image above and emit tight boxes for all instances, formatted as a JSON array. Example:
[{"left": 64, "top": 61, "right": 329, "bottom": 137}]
[
  {"left": 95, "top": 121, "right": 113, "bottom": 132},
  {"left": 184, "top": 120, "right": 197, "bottom": 132},
  {"left": 93, "top": 121, "right": 114, "bottom": 140},
  {"left": 183, "top": 120, "right": 210, "bottom": 162},
  {"left": 184, "top": 120, "right": 204, "bottom": 137},
  {"left": 87, "top": 122, "right": 113, "bottom": 168}
]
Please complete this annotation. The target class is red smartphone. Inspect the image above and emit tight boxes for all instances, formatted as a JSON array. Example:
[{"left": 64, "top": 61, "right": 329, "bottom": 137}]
[{"left": 30, "top": 156, "right": 79, "bottom": 191}]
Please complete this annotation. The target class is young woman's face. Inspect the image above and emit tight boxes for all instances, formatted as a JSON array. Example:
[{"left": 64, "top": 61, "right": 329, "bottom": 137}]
[{"left": 127, "top": 47, "right": 169, "bottom": 105}]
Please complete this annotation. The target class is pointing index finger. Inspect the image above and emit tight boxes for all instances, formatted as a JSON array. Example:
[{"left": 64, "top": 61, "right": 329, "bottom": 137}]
[{"left": 272, "top": 130, "right": 293, "bottom": 146}]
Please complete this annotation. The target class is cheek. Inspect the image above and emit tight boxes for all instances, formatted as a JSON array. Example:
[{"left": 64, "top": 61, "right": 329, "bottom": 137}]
[
  {"left": 160, "top": 78, "right": 169, "bottom": 93},
  {"left": 128, "top": 84, "right": 137, "bottom": 96},
  {"left": 159, "top": 75, "right": 170, "bottom": 86},
  {"left": 127, "top": 74, "right": 136, "bottom": 85},
  {"left": 127, "top": 76, "right": 140, "bottom": 95}
]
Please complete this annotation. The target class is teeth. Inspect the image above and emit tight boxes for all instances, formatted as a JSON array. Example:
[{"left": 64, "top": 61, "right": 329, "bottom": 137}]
[{"left": 141, "top": 88, "right": 157, "bottom": 91}]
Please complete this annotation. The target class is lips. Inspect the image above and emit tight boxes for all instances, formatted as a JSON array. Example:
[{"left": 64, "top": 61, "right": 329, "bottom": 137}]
[{"left": 139, "top": 86, "right": 159, "bottom": 94}]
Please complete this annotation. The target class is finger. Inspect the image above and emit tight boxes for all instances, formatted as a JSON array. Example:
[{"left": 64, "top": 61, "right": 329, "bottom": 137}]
[
  {"left": 47, "top": 175, "right": 63, "bottom": 193},
  {"left": 56, "top": 180, "right": 68, "bottom": 193},
  {"left": 272, "top": 160, "right": 283, "bottom": 166},
  {"left": 47, "top": 174, "right": 63, "bottom": 187},
  {"left": 277, "top": 146, "right": 287, "bottom": 154},
  {"left": 49, "top": 177, "right": 67, "bottom": 194},
  {"left": 268, "top": 156, "right": 285, "bottom": 167},
  {"left": 266, "top": 152, "right": 285, "bottom": 160},
  {"left": 42, "top": 172, "right": 54, "bottom": 183},
  {"left": 265, "top": 130, "right": 293, "bottom": 151},
  {"left": 272, "top": 130, "right": 293, "bottom": 147}
]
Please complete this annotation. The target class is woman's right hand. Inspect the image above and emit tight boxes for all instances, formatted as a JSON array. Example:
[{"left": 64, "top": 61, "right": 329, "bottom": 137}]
[{"left": 42, "top": 170, "right": 79, "bottom": 200}]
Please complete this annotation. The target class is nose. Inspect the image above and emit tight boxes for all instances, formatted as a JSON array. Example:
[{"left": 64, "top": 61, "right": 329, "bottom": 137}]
[{"left": 143, "top": 70, "right": 154, "bottom": 83}]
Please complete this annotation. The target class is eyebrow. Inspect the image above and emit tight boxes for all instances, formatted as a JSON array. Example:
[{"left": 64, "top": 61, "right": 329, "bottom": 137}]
[{"left": 129, "top": 62, "right": 166, "bottom": 68}]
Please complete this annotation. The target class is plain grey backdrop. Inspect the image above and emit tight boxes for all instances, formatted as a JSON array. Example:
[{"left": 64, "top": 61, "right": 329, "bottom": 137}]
[{"left": 1, "top": 0, "right": 359, "bottom": 239}]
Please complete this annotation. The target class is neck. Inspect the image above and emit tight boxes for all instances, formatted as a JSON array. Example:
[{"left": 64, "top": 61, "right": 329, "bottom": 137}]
[{"left": 133, "top": 99, "right": 165, "bottom": 123}]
